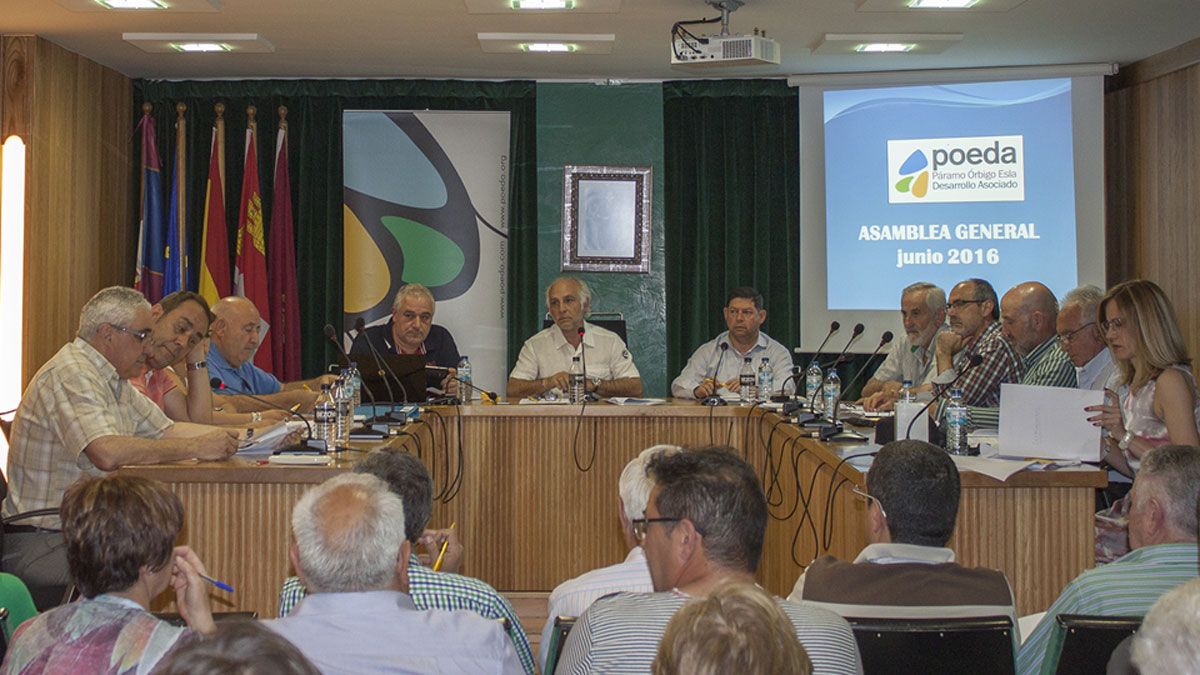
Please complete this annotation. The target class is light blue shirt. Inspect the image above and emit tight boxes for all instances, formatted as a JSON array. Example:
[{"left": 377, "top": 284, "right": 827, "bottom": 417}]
[
  {"left": 207, "top": 343, "right": 281, "bottom": 395},
  {"left": 671, "top": 331, "right": 795, "bottom": 399},
  {"left": 265, "top": 590, "right": 524, "bottom": 675}
]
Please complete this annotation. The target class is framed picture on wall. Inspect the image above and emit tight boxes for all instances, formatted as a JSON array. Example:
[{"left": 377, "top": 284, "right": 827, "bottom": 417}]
[{"left": 561, "top": 165, "right": 652, "bottom": 273}]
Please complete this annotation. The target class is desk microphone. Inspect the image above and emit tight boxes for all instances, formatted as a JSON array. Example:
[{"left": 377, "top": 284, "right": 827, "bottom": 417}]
[
  {"left": 577, "top": 325, "right": 598, "bottom": 401},
  {"left": 831, "top": 331, "right": 893, "bottom": 421},
  {"left": 425, "top": 364, "right": 498, "bottom": 402},
  {"left": 799, "top": 321, "right": 841, "bottom": 370},
  {"left": 210, "top": 377, "right": 318, "bottom": 450},
  {"left": 354, "top": 317, "right": 412, "bottom": 416},
  {"left": 701, "top": 342, "right": 729, "bottom": 406},
  {"left": 903, "top": 353, "right": 984, "bottom": 440},
  {"left": 808, "top": 323, "right": 863, "bottom": 414},
  {"left": 323, "top": 323, "right": 378, "bottom": 405}
]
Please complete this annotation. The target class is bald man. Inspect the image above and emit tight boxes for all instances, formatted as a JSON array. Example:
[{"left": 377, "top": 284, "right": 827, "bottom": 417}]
[
  {"left": 206, "top": 296, "right": 333, "bottom": 412},
  {"left": 966, "top": 281, "right": 1076, "bottom": 429}
]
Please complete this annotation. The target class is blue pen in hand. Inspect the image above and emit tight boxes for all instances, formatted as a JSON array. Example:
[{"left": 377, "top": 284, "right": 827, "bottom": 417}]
[{"left": 199, "top": 573, "right": 234, "bottom": 593}]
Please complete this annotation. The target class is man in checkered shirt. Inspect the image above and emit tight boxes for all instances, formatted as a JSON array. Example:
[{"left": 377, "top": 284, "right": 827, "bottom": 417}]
[{"left": 933, "top": 278, "right": 1024, "bottom": 411}]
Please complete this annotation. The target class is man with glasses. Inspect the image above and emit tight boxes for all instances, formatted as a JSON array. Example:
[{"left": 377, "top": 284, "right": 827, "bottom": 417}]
[
  {"left": 1056, "top": 285, "right": 1114, "bottom": 391},
  {"left": 671, "top": 287, "right": 794, "bottom": 399},
  {"left": 965, "top": 281, "right": 1076, "bottom": 430},
  {"left": 556, "top": 447, "right": 861, "bottom": 675},
  {"left": 933, "top": 278, "right": 1023, "bottom": 409},
  {"left": 2, "top": 286, "right": 239, "bottom": 609},
  {"left": 788, "top": 440, "right": 1016, "bottom": 634},
  {"left": 207, "top": 296, "right": 332, "bottom": 411}
]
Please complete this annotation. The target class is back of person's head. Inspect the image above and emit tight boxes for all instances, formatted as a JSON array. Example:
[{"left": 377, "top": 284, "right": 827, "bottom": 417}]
[
  {"left": 354, "top": 448, "right": 431, "bottom": 543},
  {"left": 1100, "top": 279, "right": 1191, "bottom": 381},
  {"left": 619, "top": 444, "right": 682, "bottom": 523},
  {"left": 646, "top": 446, "right": 768, "bottom": 573},
  {"left": 868, "top": 440, "right": 961, "bottom": 547},
  {"left": 726, "top": 287, "right": 764, "bottom": 311},
  {"left": 1135, "top": 445, "right": 1200, "bottom": 540},
  {"left": 77, "top": 286, "right": 151, "bottom": 339},
  {"left": 154, "top": 621, "right": 320, "bottom": 675},
  {"left": 1132, "top": 577, "right": 1200, "bottom": 674},
  {"left": 653, "top": 581, "right": 812, "bottom": 675},
  {"left": 291, "top": 473, "right": 407, "bottom": 593},
  {"left": 60, "top": 475, "right": 183, "bottom": 598}
]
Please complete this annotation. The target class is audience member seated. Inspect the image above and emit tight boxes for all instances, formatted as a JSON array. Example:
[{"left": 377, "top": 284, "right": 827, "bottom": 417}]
[
  {"left": 653, "top": 581, "right": 812, "bottom": 675},
  {"left": 539, "top": 444, "right": 681, "bottom": 670},
  {"left": 1, "top": 287, "right": 238, "bottom": 609},
  {"left": 1130, "top": 577, "right": 1200, "bottom": 674},
  {"left": 153, "top": 620, "right": 320, "bottom": 675},
  {"left": 1057, "top": 285, "right": 1114, "bottom": 391},
  {"left": 789, "top": 440, "right": 1017, "bottom": 633},
  {"left": 276, "top": 448, "right": 534, "bottom": 673},
  {"left": 1085, "top": 280, "right": 1200, "bottom": 479},
  {"left": 967, "top": 281, "right": 1076, "bottom": 429},
  {"left": 264, "top": 473, "right": 523, "bottom": 674},
  {"left": 556, "top": 447, "right": 861, "bottom": 675},
  {"left": 861, "top": 282, "right": 947, "bottom": 410},
  {"left": 349, "top": 283, "right": 461, "bottom": 395},
  {"left": 1017, "top": 445, "right": 1200, "bottom": 674},
  {"left": 2, "top": 475, "right": 217, "bottom": 674},
  {"left": 0, "top": 573, "right": 37, "bottom": 642},
  {"left": 933, "top": 278, "right": 1023, "bottom": 410},
  {"left": 671, "top": 287, "right": 794, "bottom": 400},
  {"left": 206, "top": 296, "right": 333, "bottom": 411}
]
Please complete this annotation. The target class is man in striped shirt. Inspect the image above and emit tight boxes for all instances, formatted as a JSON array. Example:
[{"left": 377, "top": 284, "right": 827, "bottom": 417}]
[
  {"left": 557, "top": 447, "right": 862, "bottom": 675},
  {"left": 967, "top": 281, "right": 1077, "bottom": 430},
  {"left": 1017, "top": 445, "right": 1200, "bottom": 675}
]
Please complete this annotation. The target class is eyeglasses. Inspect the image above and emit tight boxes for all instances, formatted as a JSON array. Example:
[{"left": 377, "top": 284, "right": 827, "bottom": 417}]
[
  {"left": 947, "top": 299, "right": 984, "bottom": 311},
  {"left": 110, "top": 324, "right": 151, "bottom": 341},
  {"left": 851, "top": 485, "right": 888, "bottom": 519},
  {"left": 631, "top": 516, "right": 682, "bottom": 541},
  {"left": 1100, "top": 317, "right": 1126, "bottom": 333},
  {"left": 1058, "top": 322, "right": 1097, "bottom": 346}
]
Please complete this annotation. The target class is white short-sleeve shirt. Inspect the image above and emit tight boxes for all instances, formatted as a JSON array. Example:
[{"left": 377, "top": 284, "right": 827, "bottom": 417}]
[{"left": 509, "top": 322, "right": 640, "bottom": 383}]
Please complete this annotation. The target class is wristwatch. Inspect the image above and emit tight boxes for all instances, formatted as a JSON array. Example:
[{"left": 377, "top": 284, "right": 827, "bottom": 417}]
[
  {"left": 591, "top": 376, "right": 602, "bottom": 392},
  {"left": 187, "top": 360, "right": 207, "bottom": 371},
  {"left": 1118, "top": 430, "right": 1134, "bottom": 450}
]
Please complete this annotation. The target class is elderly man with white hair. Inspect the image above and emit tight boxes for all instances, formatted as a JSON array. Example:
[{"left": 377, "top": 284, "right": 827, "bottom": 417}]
[
  {"left": 265, "top": 473, "right": 523, "bottom": 674},
  {"left": 2, "top": 286, "right": 239, "bottom": 608},
  {"left": 1055, "top": 284, "right": 1114, "bottom": 392},
  {"left": 507, "top": 276, "right": 642, "bottom": 399},
  {"left": 860, "top": 281, "right": 948, "bottom": 409},
  {"left": 538, "top": 444, "right": 682, "bottom": 670}
]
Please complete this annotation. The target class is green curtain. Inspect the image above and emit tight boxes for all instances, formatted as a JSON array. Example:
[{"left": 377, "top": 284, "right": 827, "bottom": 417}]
[
  {"left": 662, "top": 80, "right": 802, "bottom": 383},
  {"left": 133, "top": 79, "right": 538, "bottom": 378}
]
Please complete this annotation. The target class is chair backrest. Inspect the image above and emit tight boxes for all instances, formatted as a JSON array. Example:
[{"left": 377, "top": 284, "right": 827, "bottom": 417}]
[
  {"left": 542, "top": 313, "right": 628, "bottom": 345},
  {"left": 1048, "top": 614, "right": 1142, "bottom": 675},
  {"left": 847, "top": 615, "right": 1016, "bottom": 675},
  {"left": 543, "top": 615, "right": 577, "bottom": 675}
]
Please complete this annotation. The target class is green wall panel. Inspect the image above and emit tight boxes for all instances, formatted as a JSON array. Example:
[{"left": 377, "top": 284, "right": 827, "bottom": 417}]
[{"left": 535, "top": 83, "right": 668, "bottom": 397}]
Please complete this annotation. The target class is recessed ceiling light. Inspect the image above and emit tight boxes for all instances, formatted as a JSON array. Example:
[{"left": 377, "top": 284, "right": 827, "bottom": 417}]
[
  {"left": 522, "top": 42, "right": 575, "bottom": 52},
  {"left": 512, "top": 0, "right": 574, "bottom": 8},
  {"left": 172, "top": 42, "right": 230, "bottom": 52},
  {"left": 96, "top": 0, "right": 166, "bottom": 7},
  {"left": 855, "top": 43, "right": 915, "bottom": 52},
  {"left": 908, "top": 0, "right": 978, "bottom": 7}
]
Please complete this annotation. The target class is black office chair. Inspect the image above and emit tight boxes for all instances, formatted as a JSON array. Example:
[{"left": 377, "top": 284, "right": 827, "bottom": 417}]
[
  {"left": 542, "top": 615, "right": 577, "bottom": 675},
  {"left": 1047, "top": 614, "right": 1141, "bottom": 675},
  {"left": 847, "top": 615, "right": 1016, "bottom": 675},
  {"left": 542, "top": 312, "right": 628, "bottom": 344}
]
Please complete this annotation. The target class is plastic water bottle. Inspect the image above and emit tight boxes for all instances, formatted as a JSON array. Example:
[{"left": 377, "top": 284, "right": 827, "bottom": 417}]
[
  {"left": 313, "top": 383, "right": 336, "bottom": 448},
  {"left": 900, "top": 379, "right": 914, "bottom": 403},
  {"left": 569, "top": 356, "right": 586, "bottom": 403},
  {"left": 739, "top": 357, "right": 756, "bottom": 404},
  {"left": 333, "top": 377, "right": 352, "bottom": 445},
  {"left": 806, "top": 362, "right": 823, "bottom": 413},
  {"left": 945, "top": 387, "right": 969, "bottom": 455},
  {"left": 345, "top": 362, "right": 363, "bottom": 409},
  {"left": 756, "top": 357, "right": 773, "bottom": 403},
  {"left": 457, "top": 355, "right": 472, "bottom": 401},
  {"left": 823, "top": 369, "right": 841, "bottom": 419}
]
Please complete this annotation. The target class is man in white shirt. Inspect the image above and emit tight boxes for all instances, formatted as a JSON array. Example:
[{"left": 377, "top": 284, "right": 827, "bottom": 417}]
[
  {"left": 860, "top": 282, "right": 947, "bottom": 410},
  {"left": 1056, "top": 285, "right": 1114, "bottom": 391},
  {"left": 538, "top": 444, "right": 681, "bottom": 670},
  {"left": 507, "top": 276, "right": 642, "bottom": 399},
  {"left": 671, "top": 287, "right": 794, "bottom": 399}
]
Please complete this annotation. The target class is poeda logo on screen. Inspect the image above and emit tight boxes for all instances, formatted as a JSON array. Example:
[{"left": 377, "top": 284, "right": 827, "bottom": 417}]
[{"left": 887, "top": 135, "right": 1025, "bottom": 204}]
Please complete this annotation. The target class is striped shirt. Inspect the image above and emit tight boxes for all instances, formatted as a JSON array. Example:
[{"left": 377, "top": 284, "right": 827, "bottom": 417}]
[
  {"left": 1016, "top": 542, "right": 1200, "bottom": 675},
  {"left": 557, "top": 590, "right": 862, "bottom": 675},
  {"left": 967, "top": 336, "right": 1077, "bottom": 430},
  {"left": 278, "top": 555, "right": 535, "bottom": 675},
  {"left": 539, "top": 547, "right": 653, "bottom": 671}
]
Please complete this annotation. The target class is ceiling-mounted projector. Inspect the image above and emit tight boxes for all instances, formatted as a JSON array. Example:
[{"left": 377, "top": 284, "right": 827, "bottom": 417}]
[{"left": 670, "top": 0, "right": 780, "bottom": 67}]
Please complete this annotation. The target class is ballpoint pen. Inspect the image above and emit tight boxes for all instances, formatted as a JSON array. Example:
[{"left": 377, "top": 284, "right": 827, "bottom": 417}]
[{"left": 199, "top": 573, "right": 234, "bottom": 593}]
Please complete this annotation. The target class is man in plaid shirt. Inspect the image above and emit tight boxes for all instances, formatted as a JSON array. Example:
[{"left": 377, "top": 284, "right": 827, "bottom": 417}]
[{"left": 933, "top": 278, "right": 1024, "bottom": 410}]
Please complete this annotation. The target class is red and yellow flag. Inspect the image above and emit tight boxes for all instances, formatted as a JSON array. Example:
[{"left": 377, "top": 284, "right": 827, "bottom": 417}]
[
  {"left": 198, "top": 104, "right": 231, "bottom": 306},
  {"left": 234, "top": 106, "right": 274, "bottom": 373}
]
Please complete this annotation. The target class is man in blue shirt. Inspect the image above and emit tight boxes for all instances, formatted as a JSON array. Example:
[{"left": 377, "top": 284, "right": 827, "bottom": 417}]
[{"left": 207, "top": 296, "right": 332, "bottom": 412}]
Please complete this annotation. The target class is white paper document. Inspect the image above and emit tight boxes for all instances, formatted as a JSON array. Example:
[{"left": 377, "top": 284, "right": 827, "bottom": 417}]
[{"left": 998, "top": 384, "right": 1104, "bottom": 461}]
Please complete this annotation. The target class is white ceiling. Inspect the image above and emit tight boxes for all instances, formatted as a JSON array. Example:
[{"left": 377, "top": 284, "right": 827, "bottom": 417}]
[{"left": 5, "top": 0, "right": 1199, "bottom": 81}]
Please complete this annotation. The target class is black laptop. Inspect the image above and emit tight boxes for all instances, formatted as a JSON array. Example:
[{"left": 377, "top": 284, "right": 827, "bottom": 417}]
[{"left": 354, "top": 353, "right": 429, "bottom": 404}]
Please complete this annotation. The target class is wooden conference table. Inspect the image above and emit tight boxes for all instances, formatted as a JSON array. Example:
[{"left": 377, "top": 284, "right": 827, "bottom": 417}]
[{"left": 122, "top": 402, "right": 1104, "bottom": 618}]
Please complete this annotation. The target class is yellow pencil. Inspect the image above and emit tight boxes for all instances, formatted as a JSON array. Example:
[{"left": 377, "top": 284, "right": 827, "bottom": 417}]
[{"left": 432, "top": 522, "right": 457, "bottom": 572}]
